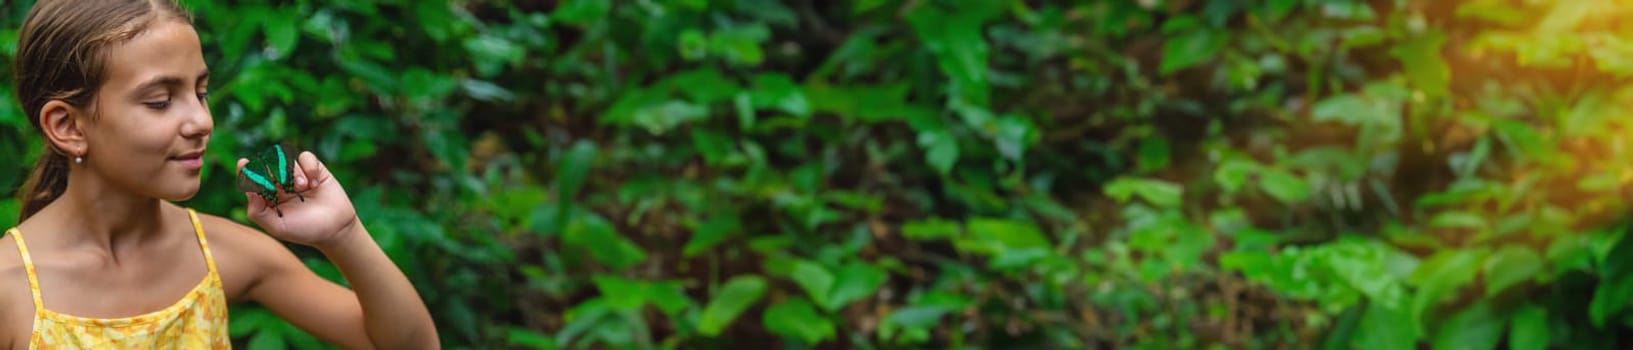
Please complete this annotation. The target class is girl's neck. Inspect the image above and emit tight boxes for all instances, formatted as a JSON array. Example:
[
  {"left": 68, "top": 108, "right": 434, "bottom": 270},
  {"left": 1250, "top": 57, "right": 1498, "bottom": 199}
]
[{"left": 29, "top": 169, "right": 175, "bottom": 253}]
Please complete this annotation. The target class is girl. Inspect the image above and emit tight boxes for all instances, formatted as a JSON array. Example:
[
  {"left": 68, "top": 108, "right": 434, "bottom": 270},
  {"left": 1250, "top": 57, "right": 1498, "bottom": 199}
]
[{"left": 0, "top": 0, "right": 438, "bottom": 348}]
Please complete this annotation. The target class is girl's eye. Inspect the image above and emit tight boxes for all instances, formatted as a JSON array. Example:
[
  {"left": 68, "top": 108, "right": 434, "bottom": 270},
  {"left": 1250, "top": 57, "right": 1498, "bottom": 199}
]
[
  {"left": 144, "top": 100, "right": 170, "bottom": 109},
  {"left": 196, "top": 91, "right": 209, "bottom": 102}
]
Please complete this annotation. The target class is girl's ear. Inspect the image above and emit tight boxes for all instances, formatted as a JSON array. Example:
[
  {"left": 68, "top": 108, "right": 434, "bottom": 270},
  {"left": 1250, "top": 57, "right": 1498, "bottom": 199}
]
[{"left": 39, "top": 100, "right": 89, "bottom": 158}]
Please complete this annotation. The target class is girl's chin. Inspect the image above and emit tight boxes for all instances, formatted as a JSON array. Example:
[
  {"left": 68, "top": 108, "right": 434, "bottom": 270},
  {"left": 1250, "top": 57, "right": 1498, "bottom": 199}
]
[{"left": 153, "top": 183, "right": 201, "bottom": 202}]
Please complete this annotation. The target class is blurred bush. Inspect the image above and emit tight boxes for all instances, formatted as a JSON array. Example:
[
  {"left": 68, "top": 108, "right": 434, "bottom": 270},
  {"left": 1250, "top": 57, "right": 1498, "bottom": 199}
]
[{"left": 4, "top": 0, "right": 1633, "bottom": 349}]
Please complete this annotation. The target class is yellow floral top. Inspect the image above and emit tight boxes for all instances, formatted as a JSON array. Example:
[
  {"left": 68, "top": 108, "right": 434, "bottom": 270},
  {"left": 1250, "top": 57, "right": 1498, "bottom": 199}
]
[{"left": 7, "top": 208, "right": 231, "bottom": 349}]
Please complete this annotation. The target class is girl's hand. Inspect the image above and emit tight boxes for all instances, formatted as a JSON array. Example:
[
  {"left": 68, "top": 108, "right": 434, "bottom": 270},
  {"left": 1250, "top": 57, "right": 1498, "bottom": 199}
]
[{"left": 236, "top": 151, "right": 360, "bottom": 249}]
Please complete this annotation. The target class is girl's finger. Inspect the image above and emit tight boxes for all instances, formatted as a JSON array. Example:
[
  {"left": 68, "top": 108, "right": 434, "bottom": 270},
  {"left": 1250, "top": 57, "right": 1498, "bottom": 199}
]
[
  {"left": 244, "top": 192, "right": 267, "bottom": 222},
  {"left": 298, "top": 151, "right": 326, "bottom": 189},
  {"left": 291, "top": 155, "right": 309, "bottom": 190}
]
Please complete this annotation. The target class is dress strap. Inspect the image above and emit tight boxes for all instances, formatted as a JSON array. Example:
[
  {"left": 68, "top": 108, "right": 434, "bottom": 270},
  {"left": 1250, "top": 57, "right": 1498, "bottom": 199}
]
[
  {"left": 186, "top": 209, "right": 219, "bottom": 276},
  {"left": 8, "top": 228, "right": 45, "bottom": 313}
]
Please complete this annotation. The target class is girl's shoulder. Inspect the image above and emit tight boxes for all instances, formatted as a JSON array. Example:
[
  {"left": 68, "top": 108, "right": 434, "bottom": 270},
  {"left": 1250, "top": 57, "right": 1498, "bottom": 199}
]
[
  {"left": 187, "top": 210, "right": 299, "bottom": 300},
  {"left": 0, "top": 234, "right": 30, "bottom": 348},
  {"left": 189, "top": 211, "right": 264, "bottom": 246},
  {"left": 0, "top": 234, "right": 28, "bottom": 299},
  {"left": 189, "top": 210, "right": 291, "bottom": 262}
]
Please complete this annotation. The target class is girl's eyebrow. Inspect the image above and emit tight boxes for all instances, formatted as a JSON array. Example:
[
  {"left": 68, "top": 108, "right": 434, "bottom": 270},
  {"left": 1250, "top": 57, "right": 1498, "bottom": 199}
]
[
  {"left": 131, "top": 70, "right": 211, "bottom": 95},
  {"left": 133, "top": 76, "right": 184, "bottom": 93}
]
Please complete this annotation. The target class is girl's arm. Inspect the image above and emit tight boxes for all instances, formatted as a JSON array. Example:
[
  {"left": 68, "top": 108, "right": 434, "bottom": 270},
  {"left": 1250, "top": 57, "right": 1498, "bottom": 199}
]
[
  {"left": 316, "top": 220, "right": 439, "bottom": 348},
  {"left": 234, "top": 151, "right": 438, "bottom": 349}
]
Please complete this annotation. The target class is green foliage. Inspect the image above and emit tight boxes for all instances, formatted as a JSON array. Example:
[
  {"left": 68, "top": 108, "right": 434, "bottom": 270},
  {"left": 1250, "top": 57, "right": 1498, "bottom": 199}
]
[{"left": 4, "top": 0, "right": 1633, "bottom": 349}]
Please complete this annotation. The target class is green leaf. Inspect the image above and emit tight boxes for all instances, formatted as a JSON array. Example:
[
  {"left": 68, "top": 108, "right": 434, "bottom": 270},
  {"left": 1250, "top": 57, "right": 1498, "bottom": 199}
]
[
  {"left": 552, "top": 0, "right": 610, "bottom": 25},
  {"left": 825, "top": 262, "right": 887, "bottom": 311},
  {"left": 1355, "top": 302, "right": 1417, "bottom": 349},
  {"left": 1451, "top": 137, "right": 1491, "bottom": 178},
  {"left": 1589, "top": 273, "right": 1633, "bottom": 327},
  {"left": 709, "top": 24, "right": 771, "bottom": 65},
  {"left": 413, "top": 2, "right": 458, "bottom": 43},
  {"left": 990, "top": 247, "right": 1052, "bottom": 269},
  {"left": 961, "top": 218, "right": 1051, "bottom": 255},
  {"left": 790, "top": 260, "right": 835, "bottom": 307},
  {"left": 735, "top": 92, "right": 756, "bottom": 130},
  {"left": 1538, "top": 1, "right": 1595, "bottom": 32},
  {"left": 556, "top": 299, "right": 611, "bottom": 347},
  {"left": 401, "top": 68, "right": 459, "bottom": 101},
  {"left": 1430, "top": 211, "right": 1487, "bottom": 230},
  {"left": 748, "top": 236, "right": 794, "bottom": 254},
  {"left": 1600, "top": 227, "right": 1633, "bottom": 279},
  {"left": 1311, "top": 91, "right": 1403, "bottom": 149},
  {"left": 1390, "top": 30, "right": 1451, "bottom": 98},
  {"left": 263, "top": 11, "right": 299, "bottom": 59},
  {"left": 691, "top": 129, "right": 734, "bottom": 165},
  {"left": 683, "top": 212, "right": 741, "bottom": 257},
  {"left": 644, "top": 281, "right": 692, "bottom": 315},
  {"left": 1547, "top": 234, "right": 1594, "bottom": 273},
  {"left": 1320, "top": 240, "right": 1409, "bottom": 309},
  {"left": 508, "top": 327, "right": 557, "bottom": 349},
  {"left": 993, "top": 114, "right": 1037, "bottom": 161},
  {"left": 247, "top": 330, "right": 288, "bottom": 350},
  {"left": 564, "top": 212, "right": 647, "bottom": 270},
  {"left": 1214, "top": 158, "right": 1260, "bottom": 193},
  {"left": 1267, "top": 0, "right": 1299, "bottom": 19},
  {"left": 1258, "top": 168, "right": 1311, "bottom": 204},
  {"left": 229, "top": 307, "right": 276, "bottom": 337},
  {"left": 823, "top": 191, "right": 884, "bottom": 213},
  {"left": 762, "top": 298, "right": 836, "bottom": 344},
  {"left": 464, "top": 34, "right": 523, "bottom": 77},
  {"left": 1509, "top": 304, "right": 1550, "bottom": 350},
  {"left": 263, "top": 107, "right": 288, "bottom": 140},
  {"left": 1161, "top": 26, "right": 1227, "bottom": 75},
  {"left": 1492, "top": 119, "right": 1549, "bottom": 160},
  {"left": 906, "top": 4, "right": 995, "bottom": 108},
  {"left": 1456, "top": 1, "right": 1528, "bottom": 25},
  {"left": 1321, "top": 304, "right": 1364, "bottom": 350},
  {"left": 1431, "top": 302, "right": 1502, "bottom": 350},
  {"left": 553, "top": 140, "right": 598, "bottom": 237},
  {"left": 278, "top": 321, "right": 325, "bottom": 350},
  {"left": 884, "top": 306, "right": 952, "bottom": 328},
  {"left": 593, "top": 275, "right": 647, "bottom": 310},
  {"left": 917, "top": 129, "right": 959, "bottom": 175},
  {"left": 679, "top": 29, "right": 708, "bottom": 60},
  {"left": 805, "top": 83, "right": 914, "bottom": 123},
  {"left": 668, "top": 69, "right": 740, "bottom": 104},
  {"left": 751, "top": 73, "right": 810, "bottom": 117},
  {"left": 1138, "top": 137, "right": 1171, "bottom": 173},
  {"left": 677, "top": 0, "right": 706, "bottom": 10},
  {"left": 631, "top": 100, "right": 709, "bottom": 135},
  {"left": 461, "top": 79, "right": 517, "bottom": 102},
  {"left": 902, "top": 218, "right": 960, "bottom": 240},
  {"left": 698, "top": 276, "right": 769, "bottom": 336},
  {"left": 557, "top": 140, "right": 598, "bottom": 202},
  {"left": 1483, "top": 245, "right": 1542, "bottom": 297},
  {"left": 1410, "top": 249, "right": 1488, "bottom": 332},
  {"left": 1104, "top": 177, "right": 1184, "bottom": 208}
]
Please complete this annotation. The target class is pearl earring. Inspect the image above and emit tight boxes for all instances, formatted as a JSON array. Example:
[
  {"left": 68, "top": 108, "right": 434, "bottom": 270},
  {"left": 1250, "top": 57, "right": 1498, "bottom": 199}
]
[{"left": 75, "top": 156, "right": 82, "bottom": 164}]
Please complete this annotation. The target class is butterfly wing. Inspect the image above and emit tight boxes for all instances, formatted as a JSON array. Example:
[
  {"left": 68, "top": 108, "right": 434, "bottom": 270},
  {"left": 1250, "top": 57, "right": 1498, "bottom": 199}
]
[
  {"left": 259, "top": 144, "right": 292, "bottom": 189},
  {"left": 236, "top": 152, "right": 276, "bottom": 194}
]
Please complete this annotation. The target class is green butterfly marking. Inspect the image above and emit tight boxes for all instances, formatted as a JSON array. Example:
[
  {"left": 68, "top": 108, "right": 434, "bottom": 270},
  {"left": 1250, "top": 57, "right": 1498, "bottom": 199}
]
[{"left": 236, "top": 143, "right": 305, "bottom": 217}]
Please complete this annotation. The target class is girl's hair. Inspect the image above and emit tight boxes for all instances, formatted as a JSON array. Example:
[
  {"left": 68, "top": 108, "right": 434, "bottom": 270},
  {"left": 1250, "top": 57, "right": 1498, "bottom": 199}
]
[{"left": 12, "top": 0, "right": 194, "bottom": 222}]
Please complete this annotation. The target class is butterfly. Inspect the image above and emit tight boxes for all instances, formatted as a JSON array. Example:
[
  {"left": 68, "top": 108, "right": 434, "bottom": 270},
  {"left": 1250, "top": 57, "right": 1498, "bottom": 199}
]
[{"left": 236, "top": 143, "right": 305, "bottom": 217}]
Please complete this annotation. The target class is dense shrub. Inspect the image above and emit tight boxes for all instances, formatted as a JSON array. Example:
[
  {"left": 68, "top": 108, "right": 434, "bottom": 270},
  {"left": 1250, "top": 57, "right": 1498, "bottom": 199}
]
[{"left": 4, "top": 0, "right": 1633, "bottom": 349}]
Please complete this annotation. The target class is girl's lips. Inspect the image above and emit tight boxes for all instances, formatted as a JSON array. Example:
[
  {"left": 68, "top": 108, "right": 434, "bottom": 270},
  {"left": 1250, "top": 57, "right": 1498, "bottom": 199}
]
[{"left": 172, "top": 155, "right": 204, "bottom": 170}]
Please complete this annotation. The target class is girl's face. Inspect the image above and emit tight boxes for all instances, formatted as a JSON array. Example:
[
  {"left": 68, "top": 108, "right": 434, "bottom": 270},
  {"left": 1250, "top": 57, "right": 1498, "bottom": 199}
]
[{"left": 83, "top": 18, "right": 213, "bottom": 201}]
